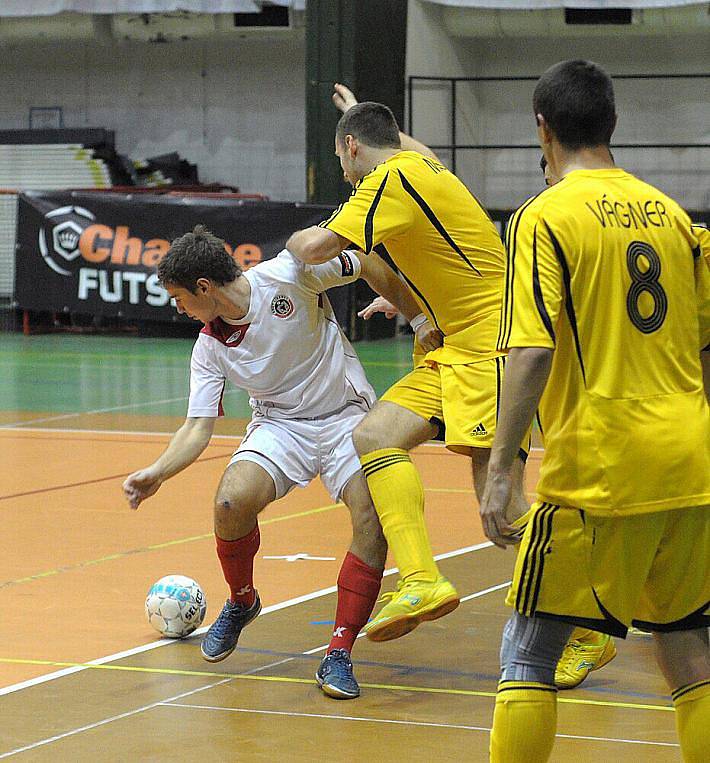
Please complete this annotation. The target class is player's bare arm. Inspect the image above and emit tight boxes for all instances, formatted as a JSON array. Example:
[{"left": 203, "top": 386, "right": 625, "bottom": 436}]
[
  {"left": 480, "top": 347, "right": 552, "bottom": 548},
  {"left": 286, "top": 226, "right": 351, "bottom": 265},
  {"left": 356, "top": 251, "right": 443, "bottom": 352},
  {"left": 332, "top": 82, "right": 440, "bottom": 162},
  {"left": 122, "top": 416, "right": 216, "bottom": 510}
]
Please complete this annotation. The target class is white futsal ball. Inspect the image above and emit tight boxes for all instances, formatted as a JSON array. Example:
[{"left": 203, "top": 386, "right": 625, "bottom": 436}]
[{"left": 145, "top": 574, "right": 207, "bottom": 638}]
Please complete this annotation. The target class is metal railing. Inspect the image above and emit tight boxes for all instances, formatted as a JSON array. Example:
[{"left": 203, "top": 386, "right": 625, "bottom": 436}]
[{"left": 407, "top": 73, "right": 710, "bottom": 175}]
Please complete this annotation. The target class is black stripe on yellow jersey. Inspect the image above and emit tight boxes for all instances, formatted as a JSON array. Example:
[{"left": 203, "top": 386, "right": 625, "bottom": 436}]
[{"left": 397, "top": 169, "right": 482, "bottom": 276}]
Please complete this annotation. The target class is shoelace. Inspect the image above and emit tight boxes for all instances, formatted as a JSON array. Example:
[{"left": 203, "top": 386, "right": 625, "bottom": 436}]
[
  {"left": 324, "top": 651, "right": 355, "bottom": 682},
  {"left": 558, "top": 640, "right": 599, "bottom": 670},
  {"left": 210, "top": 601, "right": 246, "bottom": 634}
]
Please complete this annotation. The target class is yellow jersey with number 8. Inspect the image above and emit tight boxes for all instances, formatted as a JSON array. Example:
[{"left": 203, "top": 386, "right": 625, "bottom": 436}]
[{"left": 500, "top": 168, "right": 710, "bottom": 515}]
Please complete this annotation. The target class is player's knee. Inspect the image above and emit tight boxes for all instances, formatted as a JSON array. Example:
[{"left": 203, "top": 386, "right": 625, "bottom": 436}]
[{"left": 213, "top": 486, "right": 260, "bottom": 527}]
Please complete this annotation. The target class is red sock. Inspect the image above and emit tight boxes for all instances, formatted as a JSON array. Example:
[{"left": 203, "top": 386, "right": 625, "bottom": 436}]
[
  {"left": 328, "top": 552, "right": 383, "bottom": 654},
  {"left": 215, "top": 524, "right": 260, "bottom": 607}
]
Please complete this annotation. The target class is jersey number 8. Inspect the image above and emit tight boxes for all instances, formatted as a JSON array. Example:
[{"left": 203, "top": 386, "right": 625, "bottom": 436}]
[{"left": 626, "top": 241, "right": 668, "bottom": 334}]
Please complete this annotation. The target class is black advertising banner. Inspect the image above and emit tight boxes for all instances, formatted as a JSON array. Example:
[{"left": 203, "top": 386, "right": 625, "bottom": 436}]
[{"left": 15, "top": 192, "right": 336, "bottom": 323}]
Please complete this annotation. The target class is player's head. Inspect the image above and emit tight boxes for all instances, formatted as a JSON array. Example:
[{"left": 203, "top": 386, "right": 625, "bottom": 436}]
[
  {"left": 335, "top": 101, "right": 401, "bottom": 185},
  {"left": 533, "top": 60, "right": 617, "bottom": 151},
  {"left": 158, "top": 225, "right": 242, "bottom": 322}
]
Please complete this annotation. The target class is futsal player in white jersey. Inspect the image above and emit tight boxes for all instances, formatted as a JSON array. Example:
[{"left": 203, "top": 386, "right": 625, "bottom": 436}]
[{"left": 122, "top": 225, "right": 441, "bottom": 699}]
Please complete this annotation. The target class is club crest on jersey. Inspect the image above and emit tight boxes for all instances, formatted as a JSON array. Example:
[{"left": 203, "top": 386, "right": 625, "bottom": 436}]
[
  {"left": 226, "top": 329, "right": 245, "bottom": 344},
  {"left": 270, "top": 294, "right": 294, "bottom": 318}
]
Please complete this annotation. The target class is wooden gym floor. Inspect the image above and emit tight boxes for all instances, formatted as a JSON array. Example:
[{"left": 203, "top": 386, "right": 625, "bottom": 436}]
[{"left": 0, "top": 333, "right": 682, "bottom": 761}]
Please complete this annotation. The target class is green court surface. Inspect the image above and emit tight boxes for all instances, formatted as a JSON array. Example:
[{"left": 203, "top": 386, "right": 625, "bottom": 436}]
[{"left": 0, "top": 332, "right": 416, "bottom": 421}]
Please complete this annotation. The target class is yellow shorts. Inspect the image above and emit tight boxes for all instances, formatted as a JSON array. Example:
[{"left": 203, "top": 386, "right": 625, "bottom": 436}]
[
  {"left": 380, "top": 357, "right": 529, "bottom": 456},
  {"left": 508, "top": 502, "right": 710, "bottom": 636}
]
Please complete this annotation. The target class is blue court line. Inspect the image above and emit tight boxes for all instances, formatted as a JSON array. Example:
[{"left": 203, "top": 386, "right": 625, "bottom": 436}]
[{"left": 232, "top": 645, "right": 671, "bottom": 704}]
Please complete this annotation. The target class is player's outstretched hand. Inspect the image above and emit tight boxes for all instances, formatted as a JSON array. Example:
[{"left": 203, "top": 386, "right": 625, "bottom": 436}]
[
  {"left": 414, "top": 318, "right": 444, "bottom": 353},
  {"left": 358, "top": 296, "right": 399, "bottom": 320},
  {"left": 122, "top": 468, "right": 163, "bottom": 510},
  {"left": 479, "top": 469, "right": 518, "bottom": 549},
  {"left": 333, "top": 83, "right": 358, "bottom": 114}
]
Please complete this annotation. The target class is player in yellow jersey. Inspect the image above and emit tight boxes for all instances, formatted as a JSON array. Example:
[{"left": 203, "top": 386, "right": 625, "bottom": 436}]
[
  {"left": 534, "top": 155, "right": 619, "bottom": 690},
  {"left": 480, "top": 60, "right": 710, "bottom": 762},
  {"left": 287, "top": 84, "right": 530, "bottom": 642},
  {"left": 694, "top": 224, "right": 710, "bottom": 401}
]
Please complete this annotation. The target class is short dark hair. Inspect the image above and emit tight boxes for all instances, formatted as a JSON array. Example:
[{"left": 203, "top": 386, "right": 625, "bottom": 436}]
[
  {"left": 533, "top": 60, "right": 616, "bottom": 150},
  {"left": 335, "top": 101, "right": 401, "bottom": 149},
  {"left": 157, "top": 225, "right": 241, "bottom": 292}
]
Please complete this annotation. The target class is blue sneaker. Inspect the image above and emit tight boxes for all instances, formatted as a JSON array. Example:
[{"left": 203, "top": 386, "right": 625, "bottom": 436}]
[
  {"left": 200, "top": 593, "right": 261, "bottom": 663},
  {"left": 315, "top": 649, "right": 360, "bottom": 699}
]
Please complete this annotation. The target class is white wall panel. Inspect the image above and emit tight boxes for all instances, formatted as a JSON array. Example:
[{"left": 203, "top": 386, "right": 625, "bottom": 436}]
[
  {"left": 407, "top": 1, "right": 710, "bottom": 210},
  {"left": 0, "top": 35, "right": 306, "bottom": 201}
]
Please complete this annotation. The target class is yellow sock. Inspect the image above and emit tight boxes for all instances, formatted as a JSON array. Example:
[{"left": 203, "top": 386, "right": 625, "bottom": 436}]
[
  {"left": 672, "top": 679, "right": 710, "bottom": 762},
  {"left": 490, "top": 681, "right": 557, "bottom": 763},
  {"left": 360, "top": 448, "right": 438, "bottom": 582}
]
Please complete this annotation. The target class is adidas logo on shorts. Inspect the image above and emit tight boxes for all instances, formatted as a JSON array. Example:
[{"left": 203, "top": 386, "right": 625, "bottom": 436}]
[{"left": 471, "top": 422, "right": 488, "bottom": 436}]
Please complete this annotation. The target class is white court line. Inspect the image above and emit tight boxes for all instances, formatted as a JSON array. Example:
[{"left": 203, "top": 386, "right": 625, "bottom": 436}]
[
  {"left": 0, "top": 389, "right": 243, "bottom": 430},
  {"left": 0, "top": 426, "right": 243, "bottom": 441},
  {"left": 0, "top": 541, "right": 495, "bottom": 698},
  {"left": 460, "top": 581, "right": 511, "bottom": 602},
  {"left": 0, "top": 681, "right": 232, "bottom": 760},
  {"left": 0, "top": 424, "right": 543, "bottom": 454},
  {"left": 157, "top": 703, "right": 679, "bottom": 748},
  {"left": 0, "top": 647, "right": 295, "bottom": 762},
  {"left": 0, "top": 568, "right": 510, "bottom": 758}
]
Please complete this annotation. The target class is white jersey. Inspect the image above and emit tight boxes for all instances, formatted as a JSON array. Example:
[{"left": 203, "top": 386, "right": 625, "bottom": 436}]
[{"left": 187, "top": 249, "right": 375, "bottom": 420}]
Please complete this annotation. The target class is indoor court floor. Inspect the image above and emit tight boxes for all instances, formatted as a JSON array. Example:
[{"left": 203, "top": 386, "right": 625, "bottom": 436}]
[{"left": 0, "top": 332, "right": 683, "bottom": 761}]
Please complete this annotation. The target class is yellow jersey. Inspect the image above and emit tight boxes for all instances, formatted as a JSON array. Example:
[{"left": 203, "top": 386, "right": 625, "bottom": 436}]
[
  {"left": 694, "top": 224, "right": 710, "bottom": 349},
  {"left": 322, "top": 150, "right": 505, "bottom": 364},
  {"left": 500, "top": 168, "right": 710, "bottom": 515}
]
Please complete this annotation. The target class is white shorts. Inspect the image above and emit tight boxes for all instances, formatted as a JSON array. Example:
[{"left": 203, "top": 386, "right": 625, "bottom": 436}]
[{"left": 228, "top": 402, "right": 368, "bottom": 501}]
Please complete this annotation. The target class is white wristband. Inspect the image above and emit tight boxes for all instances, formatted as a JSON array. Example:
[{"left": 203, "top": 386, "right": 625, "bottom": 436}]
[{"left": 409, "top": 313, "right": 428, "bottom": 332}]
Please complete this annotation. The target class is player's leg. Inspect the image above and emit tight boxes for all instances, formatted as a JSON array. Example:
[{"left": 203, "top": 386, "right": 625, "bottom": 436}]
[
  {"left": 341, "top": 469, "right": 388, "bottom": 571},
  {"left": 316, "top": 470, "right": 386, "bottom": 699},
  {"left": 353, "top": 398, "right": 440, "bottom": 584},
  {"left": 201, "top": 459, "right": 278, "bottom": 662},
  {"left": 506, "top": 502, "right": 617, "bottom": 689},
  {"left": 639, "top": 505, "right": 710, "bottom": 761},
  {"left": 353, "top": 372, "right": 460, "bottom": 641},
  {"left": 656, "top": 629, "right": 710, "bottom": 763},
  {"left": 493, "top": 503, "right": 645, "bottom": 761},
  {"left": 490, "top": 611, "right": 574, "bottom": 763}
]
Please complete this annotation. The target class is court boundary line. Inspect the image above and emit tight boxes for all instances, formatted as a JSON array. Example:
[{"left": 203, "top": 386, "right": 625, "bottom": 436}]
[
  {"left": 0, "top": 387, "right": 247, "bottom": 430},
  {"left": 0, "top": 541, "right": 494, "bottom": 697},
  {"left": 0, "top": 650, "right": 302, "bottom": 760},
  {"left": 0, "top": 425, "right": 544, "bottom": 455},
  {"left": 1, "top": 575, "right": 676, "bottom": 760},
  {"left": 159, "top": 702, "right": 680, "bottom": 748}
]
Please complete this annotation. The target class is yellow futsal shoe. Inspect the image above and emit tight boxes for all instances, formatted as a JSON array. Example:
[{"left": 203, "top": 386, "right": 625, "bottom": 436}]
[
  {"left": 554, "top": 633, "right": 617, "bottom": 689},
  {"left": 364, "top": 576, "right": 460, "bottom": 642}
]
